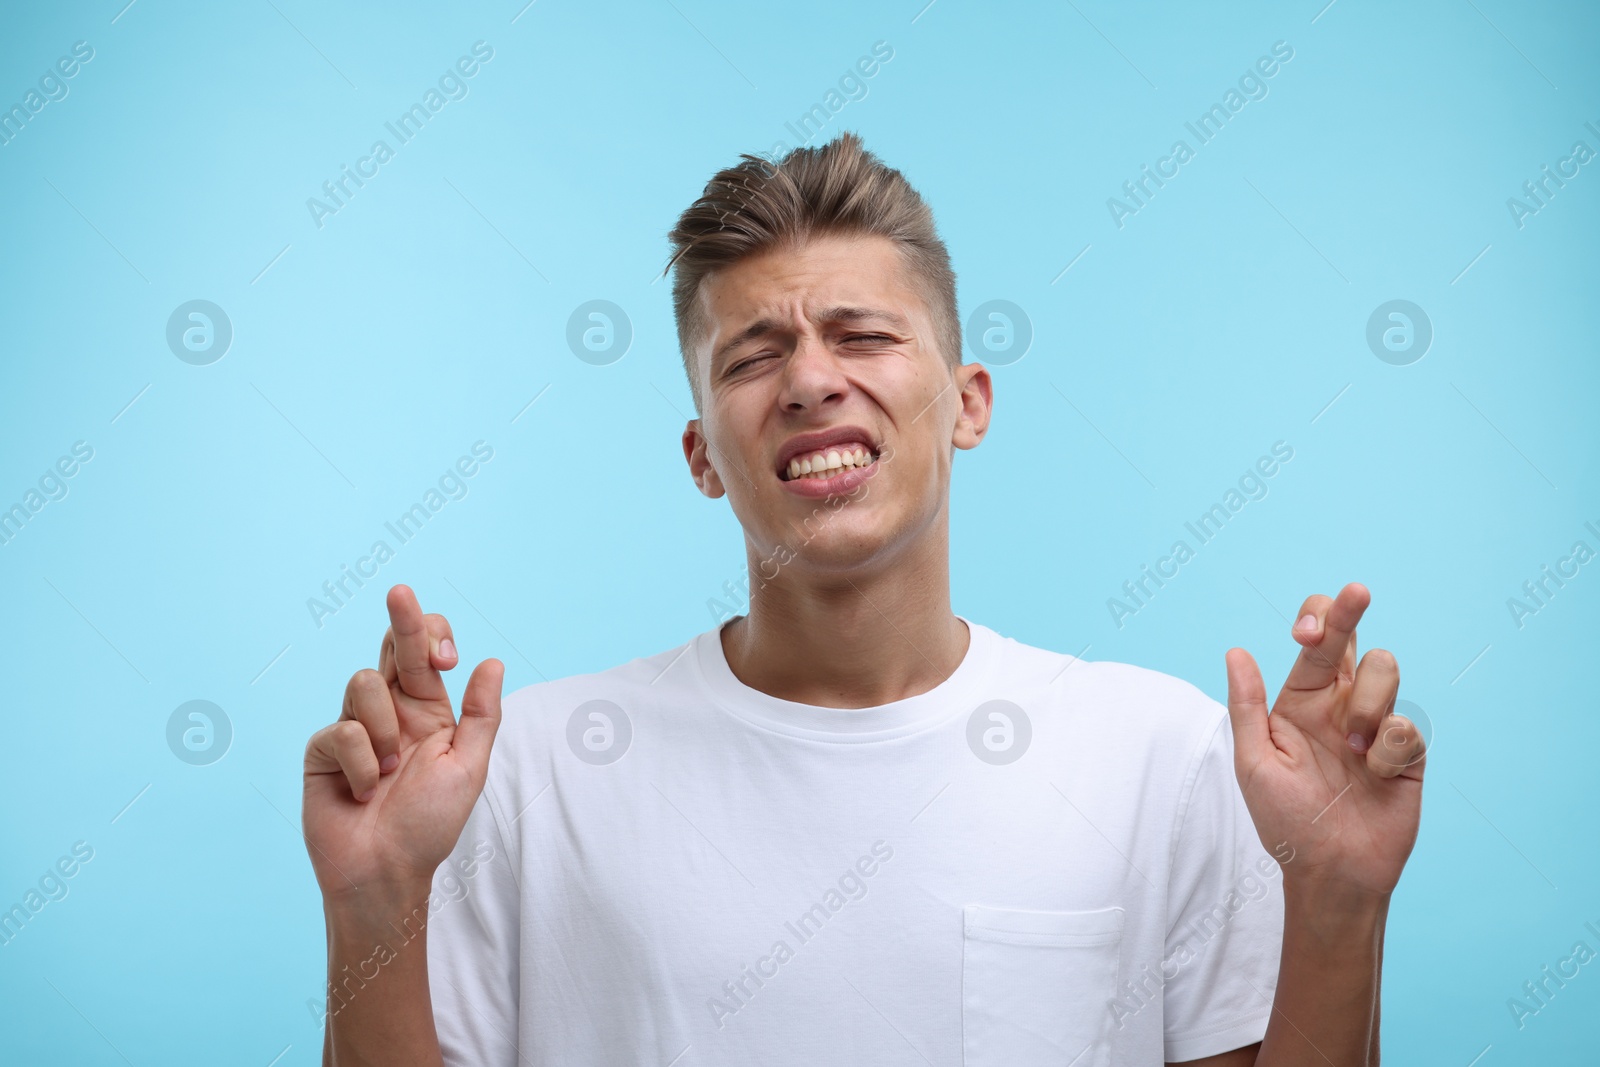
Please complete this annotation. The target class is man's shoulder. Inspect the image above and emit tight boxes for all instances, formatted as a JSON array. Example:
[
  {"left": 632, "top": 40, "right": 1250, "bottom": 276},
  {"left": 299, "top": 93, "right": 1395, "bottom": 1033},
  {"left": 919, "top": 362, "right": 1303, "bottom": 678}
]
[
  {"left": 990, "top": 627, "right": 1227, "bottom": 739},
  {"left": 498, "top": 629, "right": 702, "bottom": 722},
  {"left": 475, "top": 629, "right": 706, "bottom": 797}
]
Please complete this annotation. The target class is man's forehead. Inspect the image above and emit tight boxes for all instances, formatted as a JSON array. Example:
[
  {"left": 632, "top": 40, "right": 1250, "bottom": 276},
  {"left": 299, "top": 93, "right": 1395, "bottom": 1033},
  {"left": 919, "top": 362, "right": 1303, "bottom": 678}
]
[
  {"left": 702, "top": 248, "right": 922, "bottom": 336},
  {"left": 711, "top": 298, "right": 914, "bottom": 334}
]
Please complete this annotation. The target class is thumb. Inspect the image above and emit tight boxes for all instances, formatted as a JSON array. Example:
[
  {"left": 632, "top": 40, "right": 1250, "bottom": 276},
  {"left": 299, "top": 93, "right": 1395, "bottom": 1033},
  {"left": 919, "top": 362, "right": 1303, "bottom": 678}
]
[
  {"left": 453, "top": 657, "right": 504, "bottom": 778},
  {"left": 1224, "top": 647, "right": 1272, "bottom": 775}
]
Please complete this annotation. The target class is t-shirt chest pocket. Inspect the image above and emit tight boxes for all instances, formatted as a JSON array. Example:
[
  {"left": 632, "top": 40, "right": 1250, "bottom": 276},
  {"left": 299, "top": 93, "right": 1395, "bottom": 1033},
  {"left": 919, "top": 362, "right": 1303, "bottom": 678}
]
[{"left": 961, "top": 904, "right": 1124, "bottom": 1067}]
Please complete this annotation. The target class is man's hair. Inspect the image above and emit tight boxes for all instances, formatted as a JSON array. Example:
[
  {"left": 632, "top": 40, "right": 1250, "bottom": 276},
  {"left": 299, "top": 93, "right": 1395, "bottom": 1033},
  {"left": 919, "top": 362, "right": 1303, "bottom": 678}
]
[{"left": 665, "top": 130, "right": 961, "bottom": 412}]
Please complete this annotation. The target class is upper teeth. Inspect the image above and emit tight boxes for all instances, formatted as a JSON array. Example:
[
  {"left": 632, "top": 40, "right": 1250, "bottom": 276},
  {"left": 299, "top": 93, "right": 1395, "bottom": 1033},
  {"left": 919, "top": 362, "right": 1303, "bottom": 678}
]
[{"left": 786, "top": 445, "right": 873, "bottom": 480}]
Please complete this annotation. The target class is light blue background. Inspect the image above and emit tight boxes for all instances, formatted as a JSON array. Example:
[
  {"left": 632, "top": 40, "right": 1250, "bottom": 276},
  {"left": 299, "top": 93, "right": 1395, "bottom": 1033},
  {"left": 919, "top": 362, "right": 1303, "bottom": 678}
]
[{"left": 2, "top": 0, "right": 1596, "bottom": 1063}]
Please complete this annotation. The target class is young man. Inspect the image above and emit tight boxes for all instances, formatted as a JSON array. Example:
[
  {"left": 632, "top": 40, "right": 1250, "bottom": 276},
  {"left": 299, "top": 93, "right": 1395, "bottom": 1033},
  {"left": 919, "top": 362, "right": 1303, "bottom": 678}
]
[{"left": 302, "top": 131, "right": 1425, "bottom": 1065}]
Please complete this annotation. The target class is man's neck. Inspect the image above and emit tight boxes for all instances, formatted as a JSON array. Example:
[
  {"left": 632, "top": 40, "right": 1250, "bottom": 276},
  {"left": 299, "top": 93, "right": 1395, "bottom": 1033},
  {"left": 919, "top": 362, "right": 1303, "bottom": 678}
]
[{"left": 720, "top": 530, "right": 969, "bottom": 709}]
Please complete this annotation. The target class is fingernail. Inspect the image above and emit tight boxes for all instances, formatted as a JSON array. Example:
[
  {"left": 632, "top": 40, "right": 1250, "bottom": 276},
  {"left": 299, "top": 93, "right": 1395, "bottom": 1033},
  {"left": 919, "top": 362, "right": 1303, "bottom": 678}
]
[
  {"left": 357, "top": 788, "right": 377, "bottom": 802},
  {"left": 1347, "top": 732, "right": 1369, "bottom": 753},
  {"left": 439, "top": 638, "right": 457, "bottom": 661},
  {"left": 1296, "top": 614, "right": 1319, "bottom": 634},
  {"left": 379, "top": 754, "right": 399, "bottom": 773}
]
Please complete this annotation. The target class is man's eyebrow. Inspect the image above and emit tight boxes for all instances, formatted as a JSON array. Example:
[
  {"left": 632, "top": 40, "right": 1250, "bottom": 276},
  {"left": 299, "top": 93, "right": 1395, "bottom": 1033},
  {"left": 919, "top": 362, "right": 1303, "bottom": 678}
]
[
  {"left": 711, "top": 306, "right": 912, "bottom": 369},
  {"left": 824, "top": 305, "right": 912, "bottom": 332}
]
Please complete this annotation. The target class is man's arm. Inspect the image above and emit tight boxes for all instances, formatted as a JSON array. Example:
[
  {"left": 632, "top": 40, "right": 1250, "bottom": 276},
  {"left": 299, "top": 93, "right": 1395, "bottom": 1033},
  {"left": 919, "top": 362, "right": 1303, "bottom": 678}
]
[
  {"left": 1218, "top": 582, "right": 1425, "bottom": 1067},
  {"left": 321, "top": 882, "right": 443, "bottom": 1067},
  {"left": 1168, "top": 882, "right": 1386, "bottom": 1066},
  {"left": 301, "top": 585, "right": 505, "bottom": 1067},
  {"left": 1256, "top": 881, "right": 1386, "bottom": 1063},
  {"left": 1169, "top": 1043, "right": 1260, "bottom": 1067}
]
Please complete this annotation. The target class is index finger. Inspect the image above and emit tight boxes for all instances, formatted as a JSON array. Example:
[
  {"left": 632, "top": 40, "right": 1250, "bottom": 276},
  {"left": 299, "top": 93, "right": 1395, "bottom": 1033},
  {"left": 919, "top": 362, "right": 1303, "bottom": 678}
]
[
  {"left": 1283, "top": 582, "right": 1369, "bottom": 691},
  {"left": 386, "top": 584, "right": 446, "bottom": 701}
]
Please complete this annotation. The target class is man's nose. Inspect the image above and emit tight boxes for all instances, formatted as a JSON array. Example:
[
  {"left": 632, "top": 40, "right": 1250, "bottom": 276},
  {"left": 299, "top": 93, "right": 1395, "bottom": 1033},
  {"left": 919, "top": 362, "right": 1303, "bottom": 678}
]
[{"left": 779, "top": 335, "right": 849, "bottom": 411}]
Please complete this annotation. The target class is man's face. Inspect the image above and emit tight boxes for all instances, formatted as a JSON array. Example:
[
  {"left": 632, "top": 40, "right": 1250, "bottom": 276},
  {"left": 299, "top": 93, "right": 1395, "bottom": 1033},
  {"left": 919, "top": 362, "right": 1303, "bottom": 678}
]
[{"left": 681, "top": 232, "right": 991, "bottom": 577}]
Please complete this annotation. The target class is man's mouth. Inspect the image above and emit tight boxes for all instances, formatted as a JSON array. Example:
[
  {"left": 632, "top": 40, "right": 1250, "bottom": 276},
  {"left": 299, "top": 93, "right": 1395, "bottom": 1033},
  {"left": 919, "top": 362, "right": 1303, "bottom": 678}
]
[{"left": 779, "top": 443, "right": 878, "bottom": 482}]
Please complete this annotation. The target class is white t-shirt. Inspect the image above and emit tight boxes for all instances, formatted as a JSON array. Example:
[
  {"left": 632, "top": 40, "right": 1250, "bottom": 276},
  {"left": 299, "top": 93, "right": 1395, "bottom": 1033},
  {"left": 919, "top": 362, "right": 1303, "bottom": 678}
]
[{"left": 424, "top": 617, "right": 1283, "bottom": 1065}]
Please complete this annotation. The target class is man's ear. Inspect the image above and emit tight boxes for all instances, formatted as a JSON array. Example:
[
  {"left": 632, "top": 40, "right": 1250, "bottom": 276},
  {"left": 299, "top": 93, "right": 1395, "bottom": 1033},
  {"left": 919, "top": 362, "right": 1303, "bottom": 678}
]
[
  {"left": 682, "top": 420, "right": 727, "bottom": 499},
  {"left": 951, "top": 362, "right": 993, "bottom": 450}
]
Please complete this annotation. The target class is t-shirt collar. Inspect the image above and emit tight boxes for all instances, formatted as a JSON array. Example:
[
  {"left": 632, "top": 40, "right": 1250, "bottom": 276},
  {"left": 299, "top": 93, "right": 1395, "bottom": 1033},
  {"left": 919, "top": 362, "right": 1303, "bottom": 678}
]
[{"left": 692, "top": 614, "right": 1000, "bottom": 742}]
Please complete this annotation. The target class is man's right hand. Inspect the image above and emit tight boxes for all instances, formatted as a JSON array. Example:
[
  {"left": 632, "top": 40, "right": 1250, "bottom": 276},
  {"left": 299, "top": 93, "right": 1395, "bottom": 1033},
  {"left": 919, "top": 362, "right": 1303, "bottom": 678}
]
[{"left": 302, "top": 583, "right": 504, "bottom": 901}]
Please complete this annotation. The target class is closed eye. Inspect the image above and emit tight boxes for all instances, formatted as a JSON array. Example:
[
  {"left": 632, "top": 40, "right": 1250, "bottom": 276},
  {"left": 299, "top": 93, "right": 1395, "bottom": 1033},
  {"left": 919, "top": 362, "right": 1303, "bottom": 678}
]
[
  {"left": 727, "top": 336, "right": 895, "bottom": 375},
  {"left": 727, "top": 354, "right": 773, "bottom": 375}
]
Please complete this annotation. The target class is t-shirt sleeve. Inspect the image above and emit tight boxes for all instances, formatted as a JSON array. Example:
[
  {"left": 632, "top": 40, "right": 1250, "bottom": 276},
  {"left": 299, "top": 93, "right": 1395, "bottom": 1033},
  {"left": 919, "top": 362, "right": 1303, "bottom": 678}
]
[
  {"left": 426, "top": 782, "right": 522, "bottom": 1067},
  {"left": 1161, "top": 705, "right": 1285, "bottom": 1063}
]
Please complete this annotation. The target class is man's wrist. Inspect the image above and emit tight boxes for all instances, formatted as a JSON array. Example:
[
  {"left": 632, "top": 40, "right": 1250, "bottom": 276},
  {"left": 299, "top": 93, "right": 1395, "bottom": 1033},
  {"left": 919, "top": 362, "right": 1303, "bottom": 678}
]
[
  {"left": 1281, "top": 875, "right": 1390, "bottom": 943},
  {"left": 324, "top": 879, "right": 437, "bottom": 943}
]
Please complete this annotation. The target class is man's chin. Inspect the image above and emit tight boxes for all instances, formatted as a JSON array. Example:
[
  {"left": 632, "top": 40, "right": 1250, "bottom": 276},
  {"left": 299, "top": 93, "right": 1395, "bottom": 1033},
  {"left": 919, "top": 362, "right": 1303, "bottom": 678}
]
[{"left": 750, "top": 519, "right": 903, "bottom": 582}]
